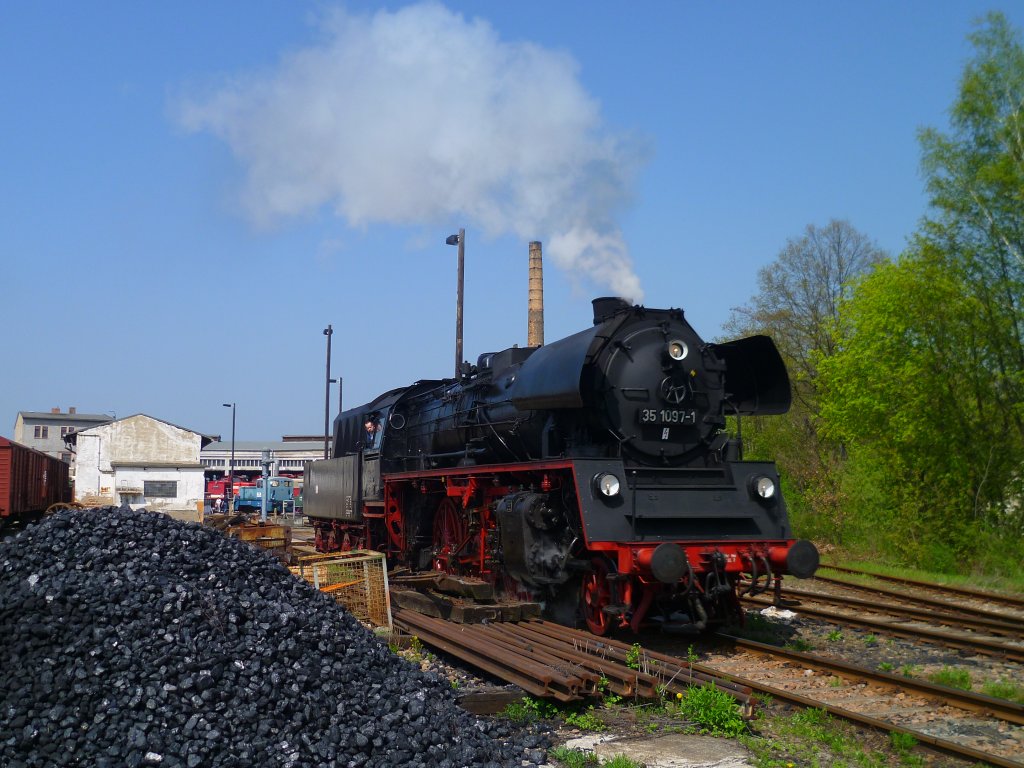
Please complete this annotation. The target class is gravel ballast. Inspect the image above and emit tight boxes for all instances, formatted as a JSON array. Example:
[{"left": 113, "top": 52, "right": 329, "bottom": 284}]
[{"left": 0, "top": 506, "right": 549, "bottom": 767}]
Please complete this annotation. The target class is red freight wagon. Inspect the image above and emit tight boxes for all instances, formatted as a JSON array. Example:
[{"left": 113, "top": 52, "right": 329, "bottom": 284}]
[{"left": 0, "top": 436, "right": 72, "bottom": 526}]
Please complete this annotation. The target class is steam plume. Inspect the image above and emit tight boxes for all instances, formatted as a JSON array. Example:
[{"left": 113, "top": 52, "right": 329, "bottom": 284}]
[{"left": 180, "top": 2, "right": 645, "bottom": 300}]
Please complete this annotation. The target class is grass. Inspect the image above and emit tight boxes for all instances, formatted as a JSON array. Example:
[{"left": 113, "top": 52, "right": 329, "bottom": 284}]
[
  {"left": 784, "top": 638, "right": 814, "bottom": 652},
  {"left": 818, "top": 559, "right": 1024, "bottom": 595},
  {"left": 548, "top": 746, "right": 642, "bottom": 768},
  {"left": 534, "top": 684, "right": 939, "bottom": 768},
  {"left": 549, "top": 746, "right": 599, "bottom": 767},
  {"left": 601, "top": 756, "right": 643, "bottom": 768},
  {"left": 982, "top": 678, "right": 1024, "bottom": 704},
  {"left": 675, "top": 683, "right": 747, "bottom": 737},
  {"left": 741, "top": 707, "right": 892, "bottom": 768},
  {"left": 502, "top": 696, "right": 606, "bottom": 732},
  {"left": 928, "top": 666, "right": 972, "bottom": 691}
]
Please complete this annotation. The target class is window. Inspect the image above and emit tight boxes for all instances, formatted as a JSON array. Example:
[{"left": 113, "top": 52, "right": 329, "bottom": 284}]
[
  {"left": 34, "top": 426, "right": 48, "bottom": 439},
  {"left": 60, "top": 453, "right": 72, "bottom": 463},
  {"left": 60, "top": 426, "right": 75, "bottom": 437},
  {"left": 144, "top": 480, "right": 177, "bottom": 498}
]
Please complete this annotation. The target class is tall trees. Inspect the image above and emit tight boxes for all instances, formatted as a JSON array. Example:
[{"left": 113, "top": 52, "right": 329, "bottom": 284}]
[
  {"left": 917, "top": 12, "right": 1024, "bottom": 443},
  {"left": 726, "top": 220, "right": 887, "bottom": 408},
  {"left": 817, "top": 12, "right": 1024, "bottom": 570},
  {"left": 724, "top": 221, "right": 887, "bottom": 541}
]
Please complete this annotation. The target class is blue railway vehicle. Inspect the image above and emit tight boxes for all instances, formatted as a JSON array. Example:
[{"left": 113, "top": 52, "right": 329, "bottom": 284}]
[{"left": 235, "top": 476, "right": 295, "bottom": 514}]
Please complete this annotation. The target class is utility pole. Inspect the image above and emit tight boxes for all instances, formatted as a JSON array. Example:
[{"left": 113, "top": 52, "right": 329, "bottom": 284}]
[{"left": 221, "top": 402, "right": 236, "bottom": 513}]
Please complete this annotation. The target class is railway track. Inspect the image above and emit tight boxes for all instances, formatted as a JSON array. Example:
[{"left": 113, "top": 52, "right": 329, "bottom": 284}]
[
  {"left": 820, "top": 564, "right": 1024, "bottom": 611},
  {"left": 391, "top": 609, "right": 1024, "bottom": 767},
  {"left": 740, "top": 592, "right": 1024, "bottom": 662},
  {"left": 763, "top": 583, "right": 1023, "bottom": 638},
  {"left": 392, "top": 610, "right": 753, "bottom": 707},
  {"left": 701, "top": 635, "right": 1024, "bottom": 767}
]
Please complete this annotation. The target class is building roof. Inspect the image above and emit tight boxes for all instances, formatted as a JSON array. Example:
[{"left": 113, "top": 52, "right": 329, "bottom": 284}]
[
  {"left": 74, "top": 413, "right": 217, "bottom": 445},
  {"left": 204, "top": 440, "right": 324, "bottom": 452},
  {"left": 17, "top": 411, "right": 114, "bottom": 422}
]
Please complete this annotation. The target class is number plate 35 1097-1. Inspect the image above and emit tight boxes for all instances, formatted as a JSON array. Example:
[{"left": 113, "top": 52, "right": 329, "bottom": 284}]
[{"left": 639, "top": 408, "right": 696, "bottom": 425}]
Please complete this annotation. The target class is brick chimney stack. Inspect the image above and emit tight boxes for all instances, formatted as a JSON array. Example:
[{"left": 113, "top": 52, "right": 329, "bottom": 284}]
[{"left": 528, "top": 241, "right": 544, "bottom": 348}]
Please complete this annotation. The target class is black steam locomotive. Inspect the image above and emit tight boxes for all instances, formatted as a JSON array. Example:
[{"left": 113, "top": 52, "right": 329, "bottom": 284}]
[{"left": 304, "top": 298, "right": 818, "bottom": 634}]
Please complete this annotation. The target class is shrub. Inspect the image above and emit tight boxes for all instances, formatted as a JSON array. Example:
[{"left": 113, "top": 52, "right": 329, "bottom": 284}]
[{"left": 676, "top": 683, "right": 746, "bottom": 737}]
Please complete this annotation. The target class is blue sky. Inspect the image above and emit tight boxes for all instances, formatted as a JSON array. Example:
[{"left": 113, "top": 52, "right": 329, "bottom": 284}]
[{"left": 3, "top": 1, "right": 1021, "bottom": 442}]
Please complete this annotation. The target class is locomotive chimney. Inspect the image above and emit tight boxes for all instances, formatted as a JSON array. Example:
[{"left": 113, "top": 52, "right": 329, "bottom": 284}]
[{"left": 528, "top": 241, "right": 544, "bottom": 347}]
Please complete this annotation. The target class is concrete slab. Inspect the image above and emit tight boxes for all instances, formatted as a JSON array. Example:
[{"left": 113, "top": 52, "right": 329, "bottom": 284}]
[{"left": 563, "top": 732, "right": 753, "bottom": 768}]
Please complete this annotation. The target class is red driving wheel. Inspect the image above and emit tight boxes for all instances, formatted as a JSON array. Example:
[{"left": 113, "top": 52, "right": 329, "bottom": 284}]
[
  {"left": 581, "top": 557, "right": 614, "bottom": 636},
  {"left": 432, "top": 498, "right": 466, "bottom": 574}
]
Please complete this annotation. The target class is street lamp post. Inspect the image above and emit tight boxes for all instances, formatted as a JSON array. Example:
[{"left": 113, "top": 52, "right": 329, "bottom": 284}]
[
  {"left": 330, "top": 377, "right": 343, "bottom": 418},
  {"left": 221, "top": 402, "right": 236, "bottom": 513},
  {"left": 446, "top": 228, "right": 465, "bottom": 378},
  {"left": 323, "top": 325, "right": 333, "bottom": 460}
]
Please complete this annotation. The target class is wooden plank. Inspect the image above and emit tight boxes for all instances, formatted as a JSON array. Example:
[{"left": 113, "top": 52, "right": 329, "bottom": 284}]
[
  {"left": 456, "top": 689, "right": 525, "bottom": 715},
  {"left": 390, "top": 589, "right": 451, "bottom": 619}
]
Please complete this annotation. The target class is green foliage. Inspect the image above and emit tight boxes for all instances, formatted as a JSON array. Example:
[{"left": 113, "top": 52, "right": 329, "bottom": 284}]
[
  {"left": 676, "top": 683, "right": 747, "bottom": 737},
  {"left": 549, "top": 746, "right": 599, "bottom": 768},
  {"left": 899, "top": 665, "right": 919, "bottom": 678},
  {"left": 889, "top": 732, "right": 917, "bottom": 753},
  {"left": 502, "top": 698, "right": 540, "bottom": 724},
  {"left": 742, "top": 706, "right": 896, "bottom": 768},
  {"left": 825, "top": 630, "right": 843, "bottom": 643},
  {"left": 564, "top": 706, "right": 606, "bottom": 732},
  {"left": 928, "top": 667, "right": 972, "bottom": 690},
  {"left": 784, "top": 638, "right": 813, "bottom": 652},
  {"left": 878, "top": 662, "right": 894, "bottom": 673},
  {"left": 625, "top": 643, "right": 643, "bottom": 670},
  {"left": 813, "top": 13, "right": 1024, "bottom": 577},
  {"left": 504, "top": 696, "right": 605, "bottom": 731},
  {"left": 602, "top": 756, "right": 644, "bottom": 768},
  {"left": 862, "top": 634, "right": 878, "bottom": 646},
  {"left": 982, "top": 679, "right": 1024, "bottom": 704}
]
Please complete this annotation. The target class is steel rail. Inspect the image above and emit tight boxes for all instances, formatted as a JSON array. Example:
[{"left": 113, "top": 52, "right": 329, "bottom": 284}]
[
  {"left": 393, "top": 610, "right": 583, "bottom": 702},
  {"left": 518, "top": 621, "right": 754, "bottom": 705},
  {"left": 721, "top": 635, "right": 1024, "bottom": 726},
  {"left": 695, "top": 655, "right": 1024, "bottom": 768},
  {"left": 396, "top": 611, "right": 592, "bottom": 693},
  {"left": 423, "top": 620, "right": 602, "bottom": 696},
  {"left": 820, "top": 564, "right": 1024, "bottom": 609},
  {"left": 742, "top": 595, "right": 1024, "bottom": 662},
  {"left": 766, "top": 583, "right": 1024, "bottom": 637},
  {"left": 810, "top": 573, "right": 1024, "bottom": 622},
  {"left": 487, "top": 622, "right": 657, "bottom": 698}
]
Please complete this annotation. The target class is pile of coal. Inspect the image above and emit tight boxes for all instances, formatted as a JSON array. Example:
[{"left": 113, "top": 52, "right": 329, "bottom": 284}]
[{"left": 0, "top": 506, "right": 550, "bottom": 767}]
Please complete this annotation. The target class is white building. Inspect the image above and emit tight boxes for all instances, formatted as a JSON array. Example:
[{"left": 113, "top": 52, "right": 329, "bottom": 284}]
[
  {"left": 72, "top": 414, "right": 213, "bottom": 519},
  {"left": 12, "top": 407, "right": 114, "bottom": 480}
]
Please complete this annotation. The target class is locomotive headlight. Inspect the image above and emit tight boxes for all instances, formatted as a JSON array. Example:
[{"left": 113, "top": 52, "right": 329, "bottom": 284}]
[
  {"left": 667, "top": 340, "right": 688, "bottom": 361},
  {"left": 594, "top": 472, "right": 621, "bottom": 498},
  {"left": 749, "top": 475, "right": 777, "bottom": 502}
]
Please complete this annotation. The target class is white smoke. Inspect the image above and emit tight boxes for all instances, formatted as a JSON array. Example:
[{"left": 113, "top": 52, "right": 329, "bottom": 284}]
[{"left": 179, "top": 2, "right": 645, "bottom": 301}]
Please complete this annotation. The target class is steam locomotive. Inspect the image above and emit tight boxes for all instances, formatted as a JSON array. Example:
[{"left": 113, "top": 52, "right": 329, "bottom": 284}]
[{"left": 304, "top": 298, "right": 819, "bottom": 634}]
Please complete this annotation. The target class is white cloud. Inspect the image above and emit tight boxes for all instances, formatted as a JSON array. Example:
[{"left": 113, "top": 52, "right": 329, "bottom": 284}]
[{"left": 179, "top": 2, "right": 646, "bottom": 300}]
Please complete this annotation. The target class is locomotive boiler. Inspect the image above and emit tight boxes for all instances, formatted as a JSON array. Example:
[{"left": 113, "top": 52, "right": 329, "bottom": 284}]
[{"left": 304, "top": 298, "right": 819, "bottom": 634}]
